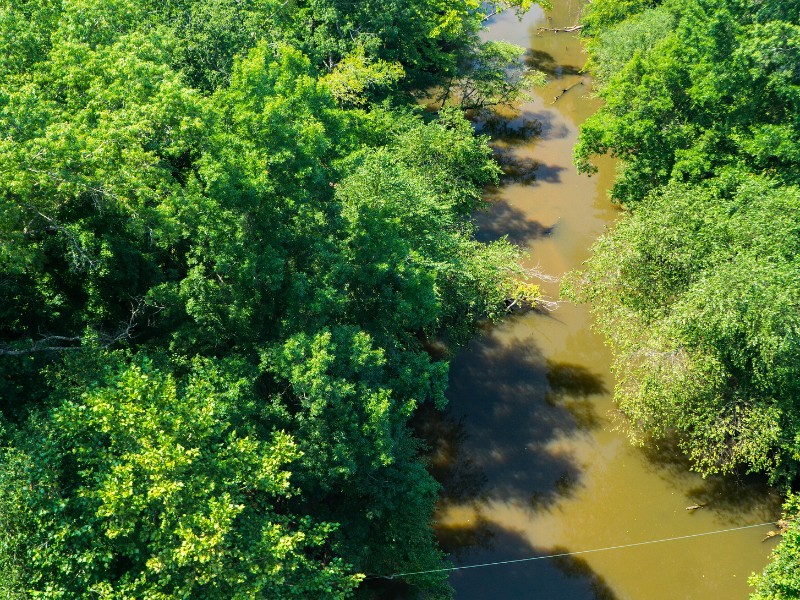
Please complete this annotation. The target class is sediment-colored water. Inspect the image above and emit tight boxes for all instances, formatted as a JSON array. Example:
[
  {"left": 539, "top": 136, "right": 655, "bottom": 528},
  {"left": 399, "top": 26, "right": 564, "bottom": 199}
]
[{"left": 424, "top": 3, "right": 784, "bottom": 598}]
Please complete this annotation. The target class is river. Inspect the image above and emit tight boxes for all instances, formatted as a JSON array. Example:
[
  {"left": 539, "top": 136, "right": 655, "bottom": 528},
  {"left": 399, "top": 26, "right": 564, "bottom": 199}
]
[{"left": 421, "top": 2, "right": 784, "bottom": 598}]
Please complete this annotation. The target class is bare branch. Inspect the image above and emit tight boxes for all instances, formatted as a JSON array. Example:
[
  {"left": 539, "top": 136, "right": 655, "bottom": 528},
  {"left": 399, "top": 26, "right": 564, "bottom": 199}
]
[
  {"left": 0, "top": 336, "right": 82, "bottom": 357},
  {"left": 538, "top": 25, "right": 583, "bottom": 33},
  {"left": 0, "top": 298, "right": 158, "bottom": 357},
  {"left": 551, "top": 80, "right": 585, "bottom": 104},
  {"left": 22, "top": 204, "right": 99, "bottom": 271}
]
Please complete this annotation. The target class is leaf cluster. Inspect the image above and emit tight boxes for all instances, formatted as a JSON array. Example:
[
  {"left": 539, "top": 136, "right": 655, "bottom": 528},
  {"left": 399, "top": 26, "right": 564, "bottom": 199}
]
[
  {"left": 749, "top": 495, "right": 800, "bottom": 600},
  {"left": 568, "top": 176, "right": 800, "bottom": 480},
  {"left": 576, "top": 0, "right": 800, "bottom": 205},
  {"left": 572, "top": 0, "right": 800, "bottom": 482},
  {"left": 0, "top": 0, "right": 543, "bottom": 597}
]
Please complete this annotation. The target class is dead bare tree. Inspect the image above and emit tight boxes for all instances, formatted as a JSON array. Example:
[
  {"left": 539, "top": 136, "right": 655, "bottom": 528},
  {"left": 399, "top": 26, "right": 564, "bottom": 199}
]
[{"left": 0, "top": 297, "right": 161, "bottom": 357}]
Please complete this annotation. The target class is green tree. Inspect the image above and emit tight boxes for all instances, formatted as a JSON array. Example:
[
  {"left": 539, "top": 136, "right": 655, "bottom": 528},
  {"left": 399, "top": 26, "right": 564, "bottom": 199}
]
[
  {"left": 0, "top": 0, "right": 542, "bottom": 596},
  {"left": 0, "top": 355, "right": 360, "bottom": 598},
  {"left": 576, "top": 0, "right": 800, "bottom": 205},
  {"left": 441, "top": 40, "right": 545, "bottom": 110},
  {"left": 750, "top": 495, "right": 800, "bottom": 599},
  {"left": 574, "top": 0, "right": 800, "bottom": 592},
  {"left": 0, "top": 20, "right": 203, "bottom": 356},
  {"left": 565, "top": 175, "right": 800, "bottom": 481}
]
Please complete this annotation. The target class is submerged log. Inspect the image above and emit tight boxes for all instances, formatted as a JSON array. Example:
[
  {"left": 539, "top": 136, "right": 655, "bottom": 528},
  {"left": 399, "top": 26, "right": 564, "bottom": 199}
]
[
  {"left": 538, "top": 25, "right": 583, "bottom": 33},
  {"left": 552, "top": 80, "right": 585, "bottom": 104},
  {"left": 762, "top": 519, "right": 791, "bottom": 542}
]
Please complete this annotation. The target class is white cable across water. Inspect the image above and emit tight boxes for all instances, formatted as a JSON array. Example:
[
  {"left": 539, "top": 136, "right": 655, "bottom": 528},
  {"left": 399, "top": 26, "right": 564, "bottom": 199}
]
[{"left": 375, "top": 521, "right": 776, "bottom": 579}]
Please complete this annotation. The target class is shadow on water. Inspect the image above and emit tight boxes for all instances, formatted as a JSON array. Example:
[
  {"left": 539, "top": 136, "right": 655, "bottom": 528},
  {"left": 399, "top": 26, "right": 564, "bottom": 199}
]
[
  {"left": 546, "top": 362, "right": 607, "bottom": 431},
  {"left": 414, "top": 403, "right": 489, "bottom": 506},
  {"left": 472, "top": 109, "right": 568, "bottom": 194},
  {"left": 683, "top": 474, "right": 783, "bottom": 523},
  {"left": 477, "top": 107, "right": 571, "bottom": 142},
  {"left": 550, "top": 548, "right": 619, "bottom": 600},
  {"left": 367, "top": 521, "right": 619, "bottom": 599},
  {"left": 529, "top": 160, "right": 568, "bottom": 184},
  {"left": 488, "top": 147, "right": 567, "bottom": 188},
  {"left": 417, "top": 325, "right": 607, "bottom": 513},
  {"left": 437, "top": 513, "right": 497, "bottom": 560},
  {"left": 443, "top": 523, "right": 619, "bottom": 600},
  {"left": 478, "top": 113, "right": 542, "bottom": 142},
  {"left": 474, "top": 200, "right": 558, "bottom": 245},
  {"left": 472, "top": 107, "right": 568, "bottom": 246},
  {"left": 526, "top": 48, "right": 583, "bottom": 77},
  {"left": 640, "top": 437, "right": 784, "bottom": 522},
  {"left": 523, "top": 108, "right": 572, "bottom": 140},
  {"left": 492, "top": 150, "right": 537, "bottom": 186}
]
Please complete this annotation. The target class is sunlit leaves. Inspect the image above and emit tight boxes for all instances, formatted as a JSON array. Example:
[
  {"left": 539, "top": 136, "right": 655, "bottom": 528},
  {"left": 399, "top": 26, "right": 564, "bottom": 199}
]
[
  {"left": 577, "top": 0, "right": 800, "bottom": 204},
  {"left": 0, "top": 0, "right": 537, "bottom": 596},
  {"left": 323, "top": 46, "right": 405, "bottom": 107},
  {"left": 567, "top": 176, "right": 800, "bottom": 480},
  {"left": 0, "top": 356, "right": 360, "bottom": 598},
  {"left": 575, "top": 1, "right": 800, "bottom": 592},
  {"left": 750, "top": 495, "right": 800, "bottom": 599},
  {"left": 587, "top": 7, "right": 674, "bottom": 84}
]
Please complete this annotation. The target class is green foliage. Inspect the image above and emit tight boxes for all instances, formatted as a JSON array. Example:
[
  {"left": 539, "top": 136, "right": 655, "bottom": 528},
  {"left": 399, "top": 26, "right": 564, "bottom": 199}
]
[
  {"left": 0, "top": 0, "right": 541, "bottom": 596},
  {"left": 323, "top": 46, "right": 405, "bottom": 108},
  {"left": 445, "top": 40, "right": 545, "bottom": 110},
  {"left": 586, "top": 7, "right": 675, "bottom": 84},
  {"left": 0, "top": 0, "right": 60, "bottom": 75},
  {"left": 261, "top": 0, "right": 548, "bottom": 96},
  {"left": 0, "top": 0, "right": 543, "bottom": 99},
  {"left": 333, "top": 109, "right": 529, "bottom": 342},
  {"left": 576, "top": 0, "right": 800, "bottom": 590},
  {"left": 0, "top": 22, "right": 202, "bottom": 348},
  {"left": 576, "top": 0, "right": 800, "bottom": 205},
  {"left": 580, "top": 0, "right": 662, "bottom": 36},
  {"left": 750, "top": 495, "right": 800, "bottom": 599},
  {"left": 0, "top": 355, "right": 360, "bottom": 598},
  {"left": 566, "top": 176, "right": 800, "bottom": 480}
]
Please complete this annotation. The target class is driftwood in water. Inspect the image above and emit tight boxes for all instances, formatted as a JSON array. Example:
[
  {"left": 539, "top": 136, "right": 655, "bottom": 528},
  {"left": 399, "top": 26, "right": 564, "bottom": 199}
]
[
  {"left": 504, "top": 298, "right": 536, "bottom": 312},
  {"left": 551, "top": 80, "right": 585, "bottom": 104},
  {"left": 538, "top": 25, "right": 583, "bottom": 33},
  {"left": 762, "top": 519, "right": 791, "bottom": 542}
]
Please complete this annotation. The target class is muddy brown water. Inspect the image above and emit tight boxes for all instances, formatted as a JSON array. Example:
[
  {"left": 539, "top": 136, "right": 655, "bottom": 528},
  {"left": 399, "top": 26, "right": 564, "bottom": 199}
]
[{"left": 421, "top": 2, "right": 784, "bottom": 598}]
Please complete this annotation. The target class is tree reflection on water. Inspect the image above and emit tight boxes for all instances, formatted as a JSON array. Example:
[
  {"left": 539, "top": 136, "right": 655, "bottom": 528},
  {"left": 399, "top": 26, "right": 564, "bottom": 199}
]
[{"left": 412, "top": 321, "right": 616, "bottom": 598}]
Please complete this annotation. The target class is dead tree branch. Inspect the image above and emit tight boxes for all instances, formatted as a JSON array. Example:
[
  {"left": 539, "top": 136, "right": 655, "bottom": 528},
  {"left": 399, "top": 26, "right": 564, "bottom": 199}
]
[
  {"left": 551, "top": 80, "right": 585, "bottom": 104},
  {"left": 538, "top": 25, "right": 583, "bottom": 33},
  {"left": 0, "top": 298, "right": 156, "bottom": 357},
  {"left": 0, "top": 336, "right": 83, "bottom": 356}
]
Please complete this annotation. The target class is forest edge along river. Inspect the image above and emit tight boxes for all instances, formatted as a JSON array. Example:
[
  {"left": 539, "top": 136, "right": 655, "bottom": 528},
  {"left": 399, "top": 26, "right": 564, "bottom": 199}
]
[{"left": 417, "top": 2, "right": 785, "bottom": 599}]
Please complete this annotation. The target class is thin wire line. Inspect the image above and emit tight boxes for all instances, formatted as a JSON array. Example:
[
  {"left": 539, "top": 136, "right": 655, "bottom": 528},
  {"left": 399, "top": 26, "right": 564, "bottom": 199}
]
[{"left": 374, "top": 521, "right": 776, "bottom": 579}]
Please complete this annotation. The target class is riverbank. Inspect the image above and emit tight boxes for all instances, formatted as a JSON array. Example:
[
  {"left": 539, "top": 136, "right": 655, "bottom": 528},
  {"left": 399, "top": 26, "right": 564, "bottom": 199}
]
[{"left": 426, "top": 3, "right": 784, "bottom": 598}]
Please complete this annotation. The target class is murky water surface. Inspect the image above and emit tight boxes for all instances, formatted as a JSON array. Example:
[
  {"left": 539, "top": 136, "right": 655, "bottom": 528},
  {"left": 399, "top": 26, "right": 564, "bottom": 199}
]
[{"left": 425, "top": 2, "right": 783, "bottom": 598}]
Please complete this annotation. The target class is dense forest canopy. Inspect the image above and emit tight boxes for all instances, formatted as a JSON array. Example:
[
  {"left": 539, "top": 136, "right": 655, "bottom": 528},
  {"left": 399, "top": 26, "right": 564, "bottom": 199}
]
[
  {"left": 0, "top": 0, "right": 546, "bottom": 597},
  {"left": 571, "top": 0, "right": 799, "bottom": 596},
  {"left": 577, "top": 0, "right": 800, "bottom": 206}
]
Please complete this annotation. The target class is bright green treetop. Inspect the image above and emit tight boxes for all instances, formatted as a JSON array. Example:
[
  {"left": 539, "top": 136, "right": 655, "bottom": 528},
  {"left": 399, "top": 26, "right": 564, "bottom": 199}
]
[{"left": 0, "top": 0, "right": 542, "bottom": 596}]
